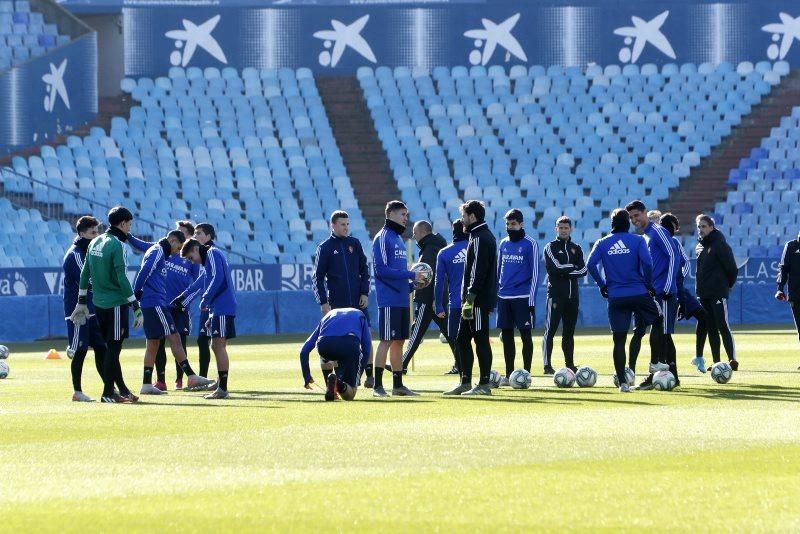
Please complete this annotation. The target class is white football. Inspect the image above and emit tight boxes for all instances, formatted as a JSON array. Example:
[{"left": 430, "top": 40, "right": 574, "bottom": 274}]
[
  {"left": 411, "top": 262, "right": 433, "bottom": 289},
  {"left": 554, "top": 367, "right": 576, "bottom": 388},
  {"left": 509, "top": 368, "right": 531, "bottom": 389},
  {"left": 0, "top": 345, "right": 8, "bottom": 359},
  {"left": 488, "top": 370, "right": 502, "bottom": 388},
  {"left": 613, "top": 367, "right": 635, "bottom": 387},
  {"left": 575, "top": 366, "right": 597, "bottom": 387},
  {"left": 653, "top": 370, "right": 677, "bottom": 391},
  {"left": 0, "top": 361, "right": 9, "bottom": 379},
  {"left": 711, "top": 361, "right": 733, "bottom": 384}
]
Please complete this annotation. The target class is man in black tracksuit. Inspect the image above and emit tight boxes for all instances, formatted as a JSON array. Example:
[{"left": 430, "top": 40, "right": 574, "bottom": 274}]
[
  {"left": 401, "top": 220, "right": 452, "bottom": 372},
  {"left": 444, "top": 200, "right": 498, "bottom": 396},
  {"left": 695, "top": 214, "right": 739, "bottom": 370},
  {"left": 542, "top": 216, "right": 587, "bottom": 374},
  {"left": 775, "top": 232, "right": 800, "bottom": 369}
]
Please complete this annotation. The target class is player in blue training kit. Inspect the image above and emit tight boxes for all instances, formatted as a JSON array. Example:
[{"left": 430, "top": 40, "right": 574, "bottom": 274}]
[
  {"left": 128, "top": 220, "right": 202, "bottom": 390},
  {"left": 626, "top": 200, "right": 680, "bottom": 388},
  {"left": 659, "top": 213, "right": 709, "bottom": 374},
  {"left": 434, "top": 219, "right": 468, "bottom": 375},
  {"left": 178, "top": 238, "right": 238, "bottom": 399},
  {"left": 133, "top": 230, "right": 214, "bottom": 396},
  {"left": 587, "top": 209, "right": 661, "bottom": 392},
  {"left": 312, "top": 210, "right": 372, "bottom": 380},
  {"left": 172, "top": 223, "right": 216, "bottom": 380},
  {"left": 371, "top": 200, "right": 425, "bottom": 397},
  {"left": 496, "top": 208, "right": 539, "bottom": 382},
  {"left": 627, "top": 210, "right": 662, "bottom": 372},
  {"left": 63, "top": 216, "right": 108, "bottom": 402},
  {"left": 300, "top": 308, "right": 372, "bottom": 401}
]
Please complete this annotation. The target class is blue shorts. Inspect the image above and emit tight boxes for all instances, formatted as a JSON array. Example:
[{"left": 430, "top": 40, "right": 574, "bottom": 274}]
[
  {"left": 198, "top": 309, "right": 211, "bottom": 337},
  {"left": 659, "top": 295, "right": 678, "bottom": 334},
  {"left": 172, "top": 309, "right": 191, "bottom": 336},
  {"left": 317, "top": 335, "right": 361, "bottom": 387},
  {"left": 66, "top": 316, "right": 106, "bottom": 357},
  {"left": 496, "top": 298, "right": 534, "bottom": 330},
  {"left": 447, "top": 308, "right": 462, "bottom": 341},
  {"left": 209, "top": 314, "right": 236, "bottom": 339},
  {"left": 608, "top": 294, "right": 661, "bottom": 334},
  {"left": 143, "top": 306, "right": 177, "bottom": 340},
  {"left": 678, "top": 287, "right": 703, "bottom": 317},
  {"left": 378, "top": 306, "right": 410, "bottom": 341}
]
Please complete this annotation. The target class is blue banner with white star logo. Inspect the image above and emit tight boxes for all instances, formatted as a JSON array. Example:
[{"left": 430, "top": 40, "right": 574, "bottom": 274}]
[
  {"left": 112, "top": 0, "right": 800, "bottom": 77},
  {"left": 0, "top": 33, "right": 97, "bottom": 153}
]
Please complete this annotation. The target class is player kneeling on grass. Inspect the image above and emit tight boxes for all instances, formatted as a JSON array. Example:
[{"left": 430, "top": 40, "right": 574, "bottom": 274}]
[
  {"left": 177, "top": 239, "right": 237, "bottom": 400},
  {"left": 300, "top": 308, "right": 371, "bottom": 401},
  {"left": 133, "top": 230, "right": 215, "bottom": 396}
]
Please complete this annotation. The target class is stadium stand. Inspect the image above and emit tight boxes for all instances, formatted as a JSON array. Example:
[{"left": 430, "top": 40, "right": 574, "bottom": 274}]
[
  {"left": 717, "top": 104, "right": 800, "bottom": 257},
  {"left": 0, "top": 197, "right": 74, "bottom": 267},
  {"left": 1, "top": 66, "right": 371, "bottom": 266},
  {"left": 0, "top": 0, "right": 69, "bottom": 69},
  {"left": 358, "top": 61, "right": 789, "bottom": 254}
]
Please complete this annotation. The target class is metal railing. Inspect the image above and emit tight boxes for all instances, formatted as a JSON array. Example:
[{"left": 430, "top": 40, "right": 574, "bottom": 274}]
[{"left": 0, "top": 165, "right": 265, "bottom": 264}]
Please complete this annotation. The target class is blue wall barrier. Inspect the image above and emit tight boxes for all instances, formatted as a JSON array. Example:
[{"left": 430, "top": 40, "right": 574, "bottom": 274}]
[
  {"left": 0, "top": 256, "right": 780, "bottom": 297},
  {"left": 105, "top": 0, "right": 800, "bottom": 77},
  {"left": 0, "top": 28, "right": 97, "bottom": 153},
  {"left": 1, "top": 284, "right": 795, "bottom": 343}
]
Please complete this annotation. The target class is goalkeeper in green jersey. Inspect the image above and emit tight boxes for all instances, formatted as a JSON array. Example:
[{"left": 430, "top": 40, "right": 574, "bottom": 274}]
[{"left": 70, "top": 206, "right": 143, "bottom": 404}]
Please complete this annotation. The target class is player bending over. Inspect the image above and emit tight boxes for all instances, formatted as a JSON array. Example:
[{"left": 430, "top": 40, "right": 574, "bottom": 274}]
[
  {"left": 177, "top": 238, "right": 237, "bottom": 399},
  {"left": 133, "top": 230, "right": 215, "bottom": 395},
  {"left": 300, "top": 308, "right": 371, "bottom": 401},
  {"left": 128, "top": 220, "right": 203, "bottom": 390}
]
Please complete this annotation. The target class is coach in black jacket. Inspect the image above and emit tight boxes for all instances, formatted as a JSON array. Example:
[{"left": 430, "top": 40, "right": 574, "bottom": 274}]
[
  {"left": 444, "top": 200, "right": 497, "bottom": 396},
  {"left": 542, "top": 215, "right": 587, "bottom": 373},
  {"left": 694, "top": 214, "right": 739, "bottom": 370},
  {"left": 400, "top": 221, "right": 454, "bottom": 372},
  {"left": 312, "top": 211, "right": 370, "bottom": 315},
  {"left": 776, "top": 233, "right": 800, "bottom": 365}
]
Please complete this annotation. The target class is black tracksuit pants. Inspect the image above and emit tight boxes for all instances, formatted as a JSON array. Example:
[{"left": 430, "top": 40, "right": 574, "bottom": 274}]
[
  {"left": 541, "top": 296, "right": 578, "bottom": 369},
  {"left": 402, "top": 302, "right": 457, "bottom": 370},
  {"left": 699, "top": 297, "right": 737, "bottom": 363}
]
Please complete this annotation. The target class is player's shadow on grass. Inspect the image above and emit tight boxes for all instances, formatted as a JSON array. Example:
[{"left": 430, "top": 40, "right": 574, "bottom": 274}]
[
  {"left": 678, "top": 383, "right": 800, "bottom": 402},
  {"left": 428, "top": 390, "right": 657, "bottom": 406},
  {"left": 737, "top": 369, "right": 800, "bottom": 375},
  {"left": 218, "top": 390, "right": 440, "bottom": 403}
]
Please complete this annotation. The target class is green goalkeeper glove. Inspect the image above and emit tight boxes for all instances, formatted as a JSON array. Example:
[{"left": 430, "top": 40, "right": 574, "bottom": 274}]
[
  {"left": 132, "top": 302, "right": 144, "bottom": 329},
  {"left": 462, "top": 293, "right": 476, "bottom": 321}
]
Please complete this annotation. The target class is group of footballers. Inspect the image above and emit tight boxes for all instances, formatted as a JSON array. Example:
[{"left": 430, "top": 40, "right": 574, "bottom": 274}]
[
  {"left": 60, "top": 196, "right": 747, "bottom": 403},
  {"left": 306, "top": 198, "right": 742, "bottom": 400},
  {"left": 64, "top": 206, "right": 236, "bottom": 403}
]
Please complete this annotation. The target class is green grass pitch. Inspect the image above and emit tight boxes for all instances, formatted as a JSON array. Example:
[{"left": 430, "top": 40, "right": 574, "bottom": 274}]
[{"left": 1, "top": 327, "right": 799, "bottom": 532}]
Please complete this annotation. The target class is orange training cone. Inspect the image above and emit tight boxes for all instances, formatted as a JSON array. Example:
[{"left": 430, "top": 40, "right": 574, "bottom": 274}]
[{"left": 45, "top": 349, "right": 62, "bottom": 360}]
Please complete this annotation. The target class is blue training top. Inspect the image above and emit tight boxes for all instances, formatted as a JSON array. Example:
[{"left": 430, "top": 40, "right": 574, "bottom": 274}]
[
  {"left": 434, "top": 238, "right": 467, "bottom": 314},
  {"left": 372, "top": 223, "right": 414, "bottom": 308},
  {"left": 497, "top": 233, "right": 540, "bottom": 306},
  {"left": 587, "top": 231, "right": 654, "bottom": 298},
  {"left": 643, "top": 222, "right": 678, "bottom": 296},
  {"left": 133, "top": 240, "right": 171, "bottom": 308},
  {"left": 299, "top": 307, "right": 372, "bottom": 384}
]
